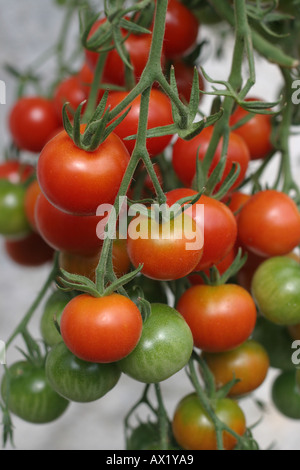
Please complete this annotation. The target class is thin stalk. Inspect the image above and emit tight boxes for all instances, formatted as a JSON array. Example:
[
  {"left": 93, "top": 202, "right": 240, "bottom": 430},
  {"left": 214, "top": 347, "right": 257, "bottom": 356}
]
[{"left": 6, "top": 254, "right": 59, "bottom": 349}]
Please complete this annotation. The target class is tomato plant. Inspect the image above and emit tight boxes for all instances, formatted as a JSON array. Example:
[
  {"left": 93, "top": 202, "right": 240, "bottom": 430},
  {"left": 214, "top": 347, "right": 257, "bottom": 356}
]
[{"left": 2, "top": 0, "right": 300, "bottom": 452}]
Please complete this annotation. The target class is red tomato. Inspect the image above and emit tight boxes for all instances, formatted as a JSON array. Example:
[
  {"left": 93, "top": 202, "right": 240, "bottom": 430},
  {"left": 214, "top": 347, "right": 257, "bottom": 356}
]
[
  {"left": 24, "top": 180, "right": 42, "bottom": 232},
  {"left": 53, "top": 75, "right": 87, "bottom": 122},
  {"left": 171, "top": 60, "right": 205, "bottom": 103},
  {"left": 127, "top": 212, "right": 204, "bottom": 281},
  {"left": 172, "top": 127, "right": 250, "bottom": 193},
  {"left": 166, "top": 188, "right": 237, "bottom": 271},
  {"left": 60, "top": 293, "right": 143, "bottom": 363},
  {"left": 9, "top": 97, "right": 61, "bottom": 153},
  {"left": 35, "top": 193, "right": 104, "bottom": 256},
  {"left": 230, "top": 98, "right": 273, "bottom": 160},
  {"left": 163, "top": 0, "right": 199, "bottom": 59},
  {"left": 176, "top": 284, "right": 257, "bottom": 352},
  {"left": 4, "top": 231, "right": 54, "bottom": 267},
  {"left": 0, "top": 161, "right": 34, "bottom": 184},
  {"left": 105, "top": 90, "right": 173, "bottom": 156},
  {"left": 238, "top": 190, "right": 300, "bottom": 258},
  {"left": 37, "top": 129, "right": 130, "bottom": 216}
]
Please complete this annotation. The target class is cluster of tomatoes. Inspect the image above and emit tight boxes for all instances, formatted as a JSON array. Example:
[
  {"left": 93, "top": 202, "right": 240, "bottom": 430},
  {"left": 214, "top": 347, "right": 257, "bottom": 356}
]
[{"left": 1, "top": 0, "right": 300, "bottom": 452}]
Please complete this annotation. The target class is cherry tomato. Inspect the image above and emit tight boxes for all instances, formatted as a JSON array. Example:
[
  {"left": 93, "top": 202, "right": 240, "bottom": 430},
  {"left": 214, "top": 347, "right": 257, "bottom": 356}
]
[
  {"left": 166, "top": 188, "right": 237, "bottom": 271},
  {"left": 40, "top": 290, "right": 73, "bottom": 347},
  {"left": 172, "top": 393, "right": 246, "bottom": 450},
  {"left": 60, "top": 293, "right": 143, "bottom": 363},
  {"left": 53, "top": 75, "right": 87, "bottom": 122},
  {"left": 35, "top": 193, "right": 104, "bottom": 256},
  {"left": 252, "top": 256, "right": 300, "bottom": 325},
  {"left": 172, "top": 127, "right": 250, "bottom": 193},
  {"left": 272, "top": 371, "right": 300, "bottom": 419},
  {"left": 230, "top": 98, "right": 273, "bottom": 160},
  {"left": 1, "top": 361, "right": 69, "bottom": 424},
  {"left": 105, "top": 90, "right": 173, "bottom": 157},
  {"left": 118, "top": 303, "right": 193, "bottom": 383},
  {"left": 126, "top": 212, "right": 203, "bottom": 281},
  {"left": 46, "top": 342, "right": 121, "bottom": 403},
  {"left": 4, "top": 231, "right": 54, "bottom": 267},
  {"left": 228, "top": 191, "right": 251, "bottom": 219},
  {"left": 163, "top": 0, "right": 199, "bottom": 59},
  {"left": 0, "top": 160, "right": 34, "bottom": 184},
  {"left": 37, "top": 129, "right": 130, "bottom": 216},
  {"left": 202, "top": 340, "right": 270, "bottom": 398},
  {"left": 0, "top": 180, "right": 31, "bottom": 239},
  {"left": 9, "top": 96, "right": 60, "bottom": 153},
  {"left": 177, "top": 284, "right": 257, "bottom": 352},
  {"left": 238, "top": 190, "right": 300, "bottom": 258}
]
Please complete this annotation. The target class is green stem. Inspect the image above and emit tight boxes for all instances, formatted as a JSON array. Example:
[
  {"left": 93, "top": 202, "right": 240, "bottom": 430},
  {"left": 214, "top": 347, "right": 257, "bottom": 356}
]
[
  {"left": 203, "top": 0, "right": 248, "bottom": 175},
  {"left": 209, "top": 0, "right": 299, "bottom": 68},
  {"left": 154, "top": 384, "right": 169, "bottom": 450},
  {"left": 83, "top": 49, "right": 109, "bottom": 122},
  {"left": 6, "top": 254, "right": 59, "bottom": 349}
]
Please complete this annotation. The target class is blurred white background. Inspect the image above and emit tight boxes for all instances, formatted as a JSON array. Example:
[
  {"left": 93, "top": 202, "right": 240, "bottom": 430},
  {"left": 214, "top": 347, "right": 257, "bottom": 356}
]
[{"left": 0, "top": 0, "right": 300, "bottom": 451}]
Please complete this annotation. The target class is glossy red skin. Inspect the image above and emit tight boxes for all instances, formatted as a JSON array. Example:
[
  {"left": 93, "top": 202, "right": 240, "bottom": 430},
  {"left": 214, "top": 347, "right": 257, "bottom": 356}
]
[
  {"left": 163, "top": 0, "right": 199, "bottom": 59},
  {"left": 230, "top": 98, "right": 273, "bottom": 160},
  {"left": 0, "top": 161, "right": 35, "bottom": 184},
  {"left": 176, "top": 284, "right": 257, "bottom": 352},
  {"left": 85, "top": 20, "right": 163, "bottom": 87},
  {"left": 228, "top": 192, "right": 251, "bottom": 218},
  {"left": 53, "top": 75, "right": 87, "bottom": 123},
  {"left": 60, "top": 293, "right": 143, "bottom": 363},
  {"left": 188, "top": 248, "right": 236, "bottom": 285},
  {"left": 172, "top": 127, "right": 250, "bottom": 192},
  {"left": 35, "top": 193, "right": 104, "bottom": 256},
  {"left": 166, "top": 188, "right": 237, "bottom": 270},
  {"left": 172, "top": 60, "right": 205, "bottom": 103},
  {"left": 9, "top": 97, "right": 60, "bottom": 153},
  {"left": 37, "top": 129, "right": 130, "bottom": 216},
  {"left": 105, "top": 90, "right": 173, "bottom": 156},
  {"left": 127, "top": 214, "right": 203, "bottom": 281},
  {"left": 4, "top": 231, "right": 54, "bottom": 267},
  {"left": 238, "top": 190, "right": 300, "bottom": 257}
]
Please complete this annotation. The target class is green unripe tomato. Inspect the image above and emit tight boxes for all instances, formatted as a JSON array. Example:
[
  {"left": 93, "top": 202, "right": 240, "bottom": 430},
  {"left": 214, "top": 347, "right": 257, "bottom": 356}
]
[
  {"left": 45, "top": 342, "right": 121, "bottom": 403},
  {"left": 252, "top": 256, "right": 300, "bottom": 326},
  {"left": 118, "top": 303, "right": 193, "bottom": 383}
]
